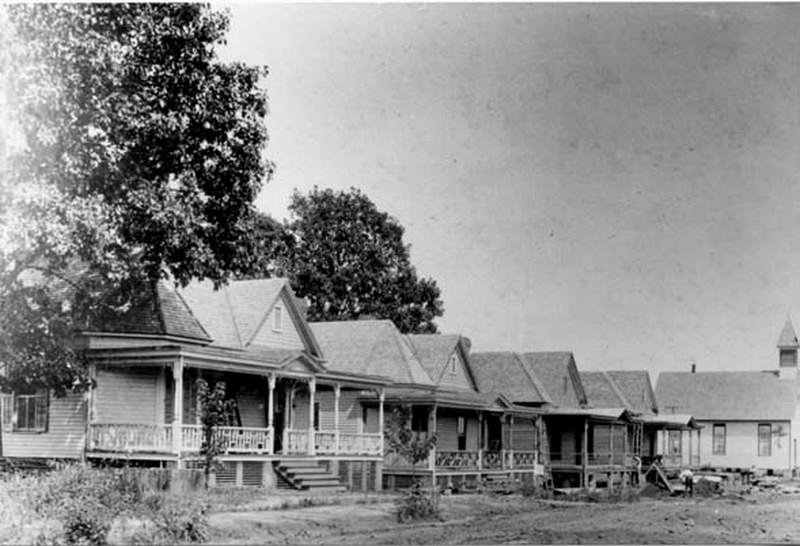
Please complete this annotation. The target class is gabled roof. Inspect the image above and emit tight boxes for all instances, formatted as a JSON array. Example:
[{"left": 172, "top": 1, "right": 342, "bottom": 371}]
[
  {"left": 655, "top": 371, "right": 795, "bottom": 421},
  {"left": 88, "top": 280, "right": 211, "bottom": 343},
  {"left": 581, "top": 371, "right": 631, "bottom": 410},
  {"left": 406, "top": 334, "right": 478, "bottom": 390},
  {"left": 310, "top": 320, "right": 435, "bottom": 386},
  {"left": 470, "top": 352, "right": 550, "bottom": 405},
  {"left": 517, "top": 352, "right": 587, "bottom": 408},
  {"left": 178, "top": 278, "right": 323, "bottom": 357},
  {"left": 606, "top": 370, "right": 659, "bottom": 415},
  {"left": 777, "top": 318, "right": 800, "bottom": 349}
]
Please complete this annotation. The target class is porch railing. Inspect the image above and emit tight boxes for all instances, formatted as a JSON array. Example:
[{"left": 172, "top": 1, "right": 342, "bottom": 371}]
[
  {"left": 283, "top": 428, "right": 309, "bottom": 454},
  {"left": 436, "top": 450, "right": 480, "bottom": 469},
  {"left": 512, "top": 450, "right": 538, "bottom": 468},
  {"left": 339, "top": 432, "right": 383, "bottom": 455},
  {"left": 88, "top": 423, "right": 173, "bottom": 453},
  {"left": 482, "top": 450, "right": 503, "bottom": 469},
  {"left": 549, "top": 451, "right": 636, "bottom": 467},
  {"left": 180, "top": 425, "right": 273, "bottom": 454}
]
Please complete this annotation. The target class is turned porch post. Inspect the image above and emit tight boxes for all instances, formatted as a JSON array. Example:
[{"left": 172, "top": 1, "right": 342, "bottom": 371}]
[
  {"left": 508, "top": 415, "right": 515, "bottom": 469},
  {"left": 378, "top": 388, "right": 385, "bottom": 455},
  {"left": 688, "top": 427, "right": 693, "bottom": 467},
  {"left": 610, "top": 424, "right": 615, "bottom": 465},
  {"left": 333, "top": 383, "right": 341, "bottom": 454},
  {"left": 477, "top": 412, "right": 484, "bottom": 470},
  {"left": 172, "top": 358, "right": 184, "bottom": 467},
  {"left": 581, "top": 418, "right": 589, "bottom": 488},
  {"left": 308, "top": 377, "right": 316, "bottom": 455},
  {"left": 283, "top": 386, "right": 291, "bottom": 452},
  {"left": 428, "top": 405, "right": 438, "bottom": 472},
  {"left": 267, "top": 374, "right": 276, "bottom": 454}
]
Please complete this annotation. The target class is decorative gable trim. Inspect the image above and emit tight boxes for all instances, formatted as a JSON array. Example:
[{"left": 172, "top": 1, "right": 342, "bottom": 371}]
[{"left": 246, "top": 284, "right": 324, "bottom": 358}]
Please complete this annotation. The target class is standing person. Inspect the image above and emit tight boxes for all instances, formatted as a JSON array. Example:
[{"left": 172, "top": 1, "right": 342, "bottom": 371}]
[{"left": 679, "top": 468, "right": 694, "bottom": 497}]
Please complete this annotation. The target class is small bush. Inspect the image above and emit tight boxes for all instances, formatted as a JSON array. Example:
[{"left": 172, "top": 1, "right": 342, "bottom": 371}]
[
  {"left": 131, "top": 493, "right": 210, "bottom": 545},
  {"left": 397, "top": 481, "right": 440, "bottom": 523}
]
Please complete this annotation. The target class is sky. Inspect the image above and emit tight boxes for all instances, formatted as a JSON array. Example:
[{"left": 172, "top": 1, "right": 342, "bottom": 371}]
[{"left": 218, "top": 3, "right": 800, "bottom": 379}]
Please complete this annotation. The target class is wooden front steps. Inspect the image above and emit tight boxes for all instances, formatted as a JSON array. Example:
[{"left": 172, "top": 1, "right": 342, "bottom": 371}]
[{"left": 273, "top": 459, "right": 346, "bottom": 492}]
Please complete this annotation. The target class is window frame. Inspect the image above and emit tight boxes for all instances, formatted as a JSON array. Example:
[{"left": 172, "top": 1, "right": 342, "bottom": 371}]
[
  {"left": 1, "top": 391, "right": 49, "bottom": 433},
  {"left": 712, "top": 424, "right": 726, "bottom": 455},
  {"left": 273, "top": 305, "right": 283, "bottom": 332},
  {"left": 758, "top": 423, "right": 772, "bottom": 457},
  {"left": 449, "top": 355, "right": 457, "bottom": 375}
]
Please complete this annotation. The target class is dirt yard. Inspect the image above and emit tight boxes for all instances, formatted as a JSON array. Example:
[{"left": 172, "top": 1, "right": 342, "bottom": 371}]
[{"left": 208, "top": 488, "right": 800, "bottom": 544}]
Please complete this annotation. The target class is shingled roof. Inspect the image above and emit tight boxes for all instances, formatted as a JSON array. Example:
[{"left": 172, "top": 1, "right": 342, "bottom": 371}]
[
  {"left": 89, "top": 280, "right": 210, "bottom": 342},
  {"left": 517, "top": 352, "right": 587, "bottom": 408},
  {"left": 607, "top": 370, "right": 658, "bottom": 415},
  {"left": 777, "top": 318, "right": 800, "bottom": 349},
  {"left": 310, "top": 320, "right": 435, "bottom": 386},
  {"left": 470, "top": 352, "right": 550, "bottom": 405},
  {"left": 581, "top": 371, "right": 630, "bottom": 409},
  {"left": 655, "top": 371, "right": 796, "bottom": 421},
  {"left": 406, "top": 334, "right": 478, "bottom": 389},
  {"left": 179, "top": 278, "right": 296, "bottom": 351}
]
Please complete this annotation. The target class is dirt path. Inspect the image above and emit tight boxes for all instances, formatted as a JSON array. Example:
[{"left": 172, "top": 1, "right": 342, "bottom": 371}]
[{"left": 209, "top": 490, "right": 800, "bottom": 544}]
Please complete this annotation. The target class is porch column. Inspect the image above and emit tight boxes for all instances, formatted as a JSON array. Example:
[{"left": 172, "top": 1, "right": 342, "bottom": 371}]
[
  {"left": 85, "top": 363, "right": 97, "bottom": 455},
  {"left": 508, "top": 415, "right": 515, "bottom": 469},
  {"left": 428, "top": 405, "right": 438, "bottom": 471},
  {"left": 172, "top": 358, "right": 184, "bottom": 467},
  {"left": 688, "top": 428, "right": 693, "bottom": 467},
  {"left": 283, "top": 386, "right": 291, "bottom": 452},
  {"left": 267, "top": 374, "right": 276, "bottom": 455},
  {"left": 609, "top": 424, "right": 614, "bottom": 466},
  {"left": 581, "top": 418, "right": 589, "bottom": 488},
  {"left": 333, "top": 384, "right": 341, "bottom": 454},
  {"left": 378, "top": 388, "right": 385, "bottom": 455},
  {"left": 308, "top": 377, "right": 316, "bottom": 455},
  {"left": 477, "top": 412, "right": 484, "bottom": 470}
]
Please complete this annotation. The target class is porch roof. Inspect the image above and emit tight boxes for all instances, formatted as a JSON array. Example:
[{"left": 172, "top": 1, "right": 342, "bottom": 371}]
[
  {"left": 544, "top": 407, "right": 636, "bottom": 422},
  {"left": 641, "top": 413, "right": 700, "bottom": 430},
  {"left": 360, "top": 385, "right": 541, "bottom": 415}
]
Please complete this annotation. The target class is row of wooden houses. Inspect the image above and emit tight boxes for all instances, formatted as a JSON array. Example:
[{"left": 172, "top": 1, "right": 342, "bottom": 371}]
[{"left": 1, "top": 278, "right": 796, "bottom": 490}]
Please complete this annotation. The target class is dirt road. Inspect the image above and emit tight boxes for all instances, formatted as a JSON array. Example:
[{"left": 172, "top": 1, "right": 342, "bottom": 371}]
[{"left": 209, "top": 489, "right": 800, "bottom": 544}]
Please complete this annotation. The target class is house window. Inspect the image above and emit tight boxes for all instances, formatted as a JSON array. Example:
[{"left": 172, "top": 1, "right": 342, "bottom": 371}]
[
  {"left": 668, "top": 430, "right": 682, "bottom": 456},
  {"left": 1, "top": 391, "right": 48, "bottom": 432},
  {"left": 712, "top": 424, "right": 726, "bottom": 455},
  {"left": 273, "top": 305, "right": 283, "bottom": 331},
  {"left": 457, "top": 416, "right": 466, "bottom": 450},
  {"left": 449, "top": 355, "right": 457, "bottom": 375},
  {"left": 758, "top": 424, "right": 772, "bottom": 457}
]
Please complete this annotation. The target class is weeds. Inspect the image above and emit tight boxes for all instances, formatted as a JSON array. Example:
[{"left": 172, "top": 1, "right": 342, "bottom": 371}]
[{"left": 397, "top": 481, "right": 440, "bottom": 523}]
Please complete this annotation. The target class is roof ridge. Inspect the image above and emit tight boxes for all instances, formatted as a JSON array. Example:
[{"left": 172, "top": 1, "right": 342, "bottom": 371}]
[
  {"left": 222, "top": 284, "right": 244, "bottom": 348},
  {"left": 514, "top": 353, "right": 553, "bottom": 404},
  {"left": 602, "top": 371, "right": 632, "bottom": 410}
]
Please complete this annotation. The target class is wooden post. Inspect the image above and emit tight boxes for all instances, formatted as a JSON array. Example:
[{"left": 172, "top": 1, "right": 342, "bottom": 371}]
[
  {"left": 508, "top": 415, "right": 515, "bottom": 469},
  {"left": 581, "top": 418, "right": 589, "bottom": 488},
  {"left": 609, "top": 424, "right": 615, "bottom": 466},
  {"left": 333, "top": 383, "right": 341, "bottom": 454},
  {"left": 267, "top": 374, "right": 276, "bottom": 454},
  {"left": 428, "top": 405, "right": 437, "bottom": 471},
  {"left": 477, "top": 412, "right": 484, "bottom": 470},
  {"left": 378, "top": 388, "right": 385, "bottom": 455},
  {"left": 283, "top": 386, "right": 291, "bottom": 452},
  {"left": 84, "top": 363, "right": 97, "bottom": 456},
  {"left": 308, "top": 377, "right": 316, "bottom": 455},
  {"left": 688, "top": 428, "right": 693, "bottom": 467},
  {"left": 172, "top": 358, "right": 184, "bottom": 467}
]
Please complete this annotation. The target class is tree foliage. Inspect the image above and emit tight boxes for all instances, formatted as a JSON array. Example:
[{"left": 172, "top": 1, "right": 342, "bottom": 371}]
[
  {"left": 249, "top": 187, "right": 444, "bottom": 334},
  {"left": 195, "top": 378, "right": 235, "bottom": 489},
  {"left": 0, "top": 4, "right": 272, "bottom": 394},
  {"left": 384, "top": 405, "right": 438, "bottom": 476}
]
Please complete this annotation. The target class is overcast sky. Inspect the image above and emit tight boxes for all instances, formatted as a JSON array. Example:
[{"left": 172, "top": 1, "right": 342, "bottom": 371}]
[{"left": 219, "top": 3, "right": 800, "bottom": 378}]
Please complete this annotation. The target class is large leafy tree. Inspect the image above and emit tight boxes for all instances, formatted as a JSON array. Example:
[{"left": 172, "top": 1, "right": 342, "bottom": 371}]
[
  {"left": 265, "top": 187, "right": 443, "bottom": 334},
  {"left": 0, "top": 4, "right": 272, "bottom": 395}
]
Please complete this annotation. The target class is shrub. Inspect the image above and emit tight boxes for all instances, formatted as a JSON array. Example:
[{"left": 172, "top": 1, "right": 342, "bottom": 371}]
[
  {"left": 397, "top": 481, "right": 440, "bottom": 523},
  {"left": 131, "top": 493, "right": 210, "bottom": 545}
]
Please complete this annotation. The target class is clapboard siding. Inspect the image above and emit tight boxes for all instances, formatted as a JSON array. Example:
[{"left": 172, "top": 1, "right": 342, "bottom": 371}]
[
  {"left": 4, "top": 392, "right": 86, "bottom": 459},
  {"left": 95, "top": 368, "right": 160, "bottom": 424},
  {"left": 248, "top": 294, "right": 304, "bottom": 350},
  {"left": 315, "top": 389, "right": 364, "bottom": 432},
  {"left": 236, "top": 390, "right": 266, "bottom": 428},
  {"left": 436, "top": 352, "right": 474, "bottom": 391},
  {"left": 436, "top": 411, "right": 479, "bottom": 451},
  {"left": 511, "top": 418, "right": 537, "bottom": 451}
]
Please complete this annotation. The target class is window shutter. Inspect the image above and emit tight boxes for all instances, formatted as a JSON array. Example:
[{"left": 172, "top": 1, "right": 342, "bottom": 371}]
[
  {"left": 0, "top": 394, "right": 12, "bottom": 432},
  {"left": 35, "top": 392, "right": 49, "bottom": 432}
]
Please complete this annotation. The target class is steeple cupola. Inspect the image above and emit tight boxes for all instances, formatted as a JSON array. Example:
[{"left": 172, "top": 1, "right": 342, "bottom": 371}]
[{"left": 777, "top": 318, "right": 799, "bottom": 377}]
